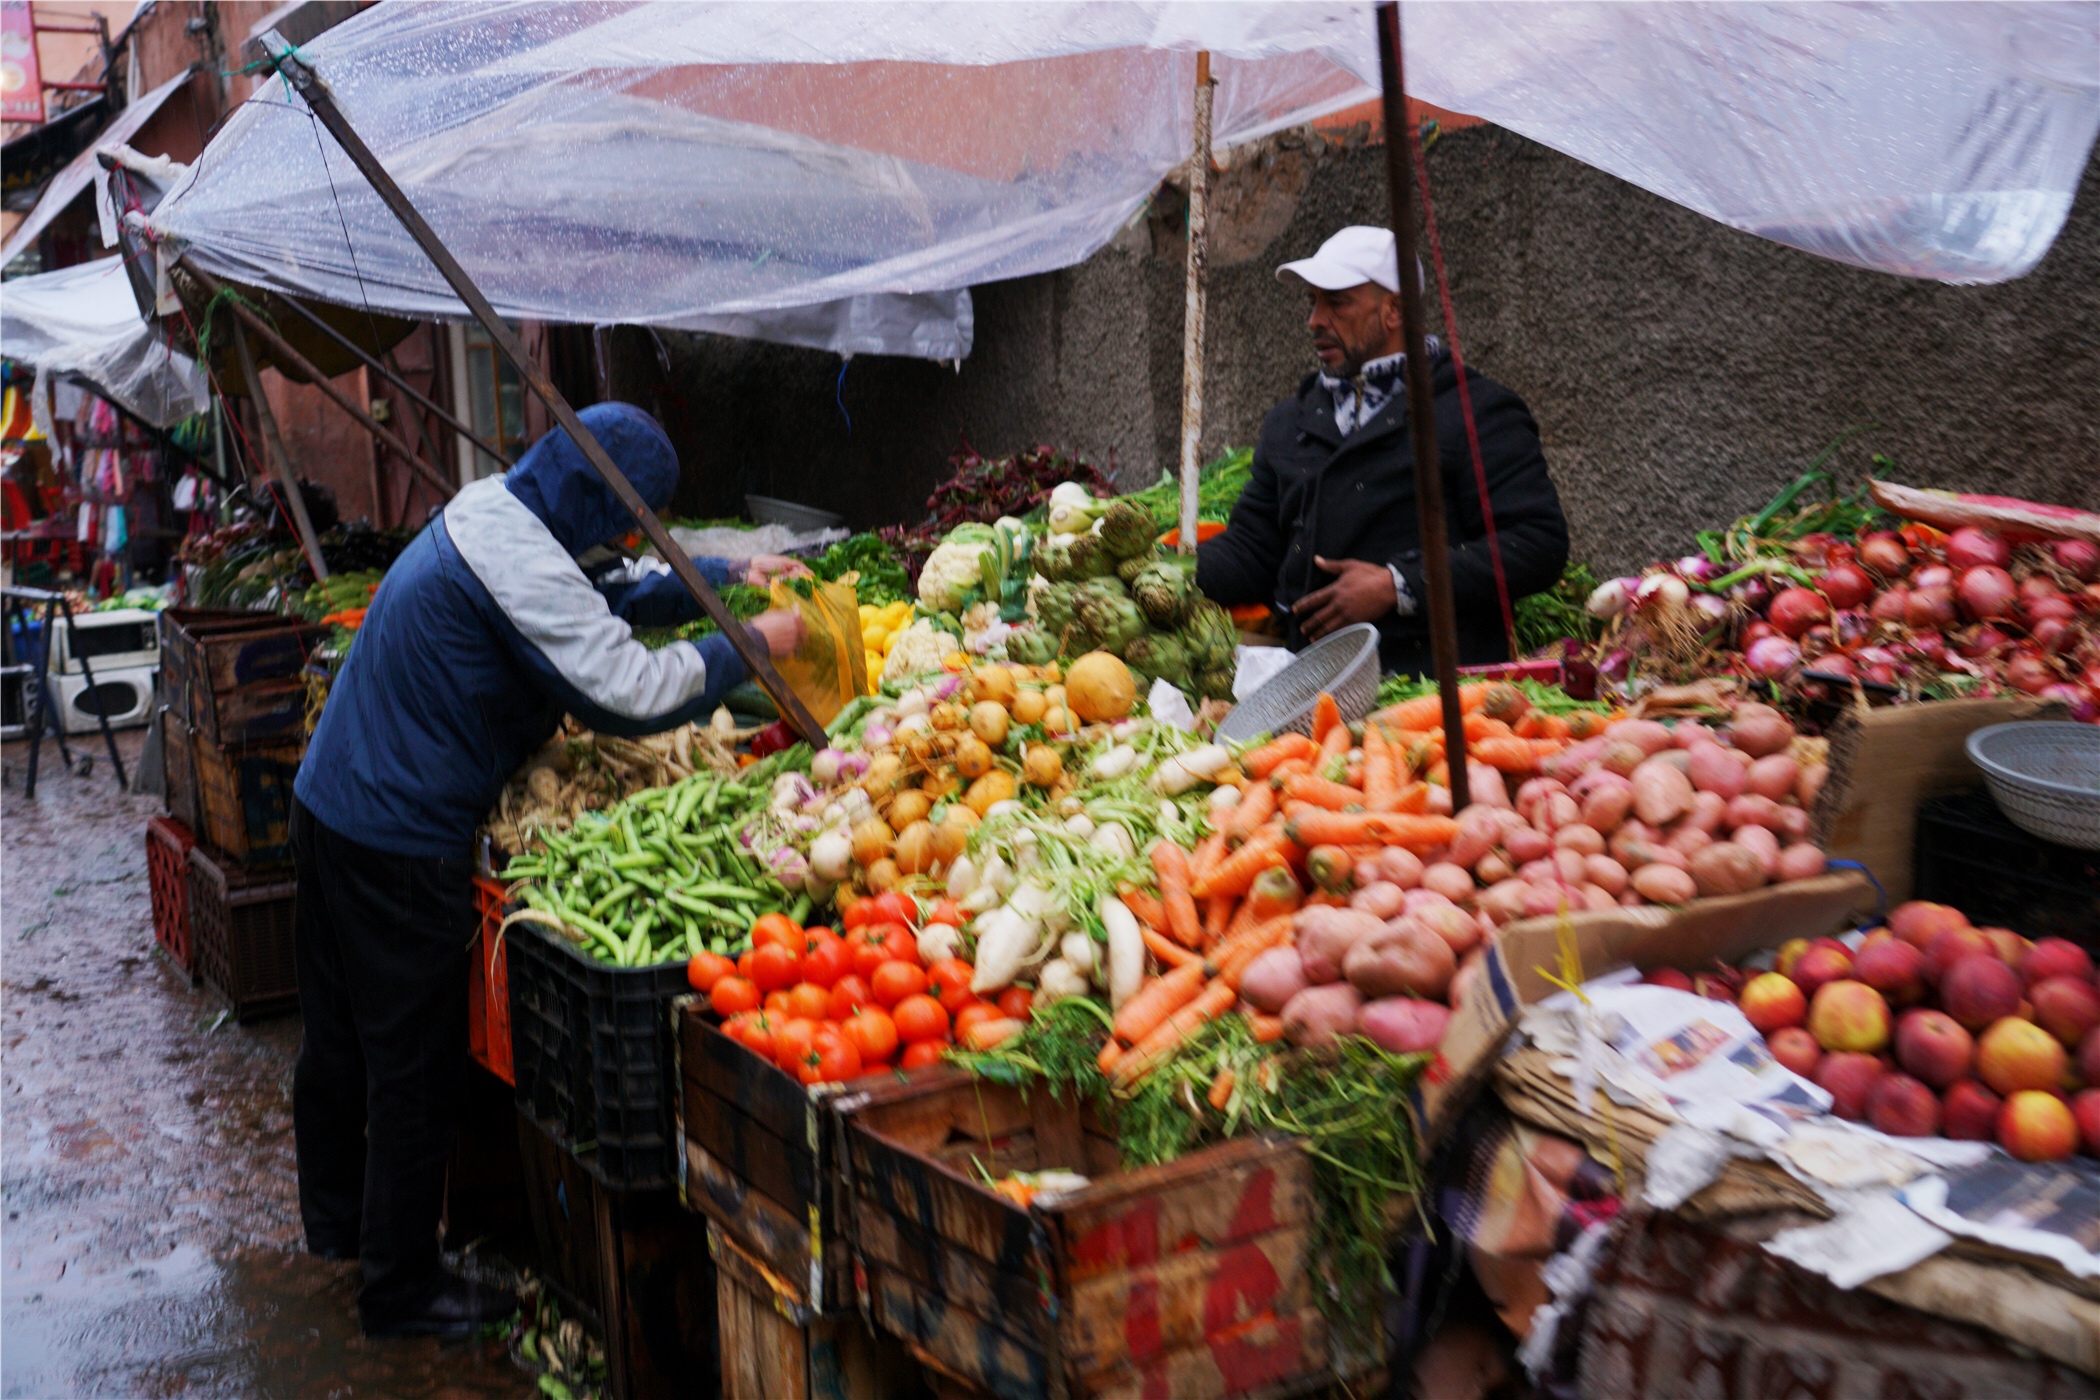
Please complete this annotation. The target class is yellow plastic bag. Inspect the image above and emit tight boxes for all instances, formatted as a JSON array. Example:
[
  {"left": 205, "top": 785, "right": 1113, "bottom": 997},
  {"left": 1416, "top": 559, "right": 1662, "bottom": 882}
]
[{"left": 765, "top": 577, "right": 868, "bottom": 728}]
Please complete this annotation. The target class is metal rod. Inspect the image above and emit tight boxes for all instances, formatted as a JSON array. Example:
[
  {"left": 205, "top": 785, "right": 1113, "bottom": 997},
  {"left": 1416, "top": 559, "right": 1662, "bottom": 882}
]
[
  {"left": 257, "top": 31, "right": 825, "bottom": 748},
  {"left": 1177, "top": 50, "right": 1213, "bottom": 557},
  {"left": 1376, "top": 2, "right": 1468, "bottom": 811},
  {"left": 228, "top": 319, "right": 331, "bottom": 582},
  {"left": 270, "top": 289, "right": 511, "bottom": 468},
  {"left": 179, "top": 257, "right": 459, "bottom": 502}
]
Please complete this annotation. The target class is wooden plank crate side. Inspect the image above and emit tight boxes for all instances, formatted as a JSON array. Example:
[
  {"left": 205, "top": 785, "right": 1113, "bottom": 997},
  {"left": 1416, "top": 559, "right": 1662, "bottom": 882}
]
[
  {"left": 839, "top": 1070, "right": 1363, "bottom": 1400},
  {"left": 709, "top": 1219, "right": 922, "bottom": 1400}
]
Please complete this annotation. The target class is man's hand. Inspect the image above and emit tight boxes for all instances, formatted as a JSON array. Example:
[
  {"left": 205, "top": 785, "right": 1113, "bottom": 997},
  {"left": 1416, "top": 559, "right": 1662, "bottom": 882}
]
[
  {"left": 1294, "top": 556, "right": 1396, "bottom": 640},
  {"left": 742, "top": 554, "right": 812, "bottom": 586},
  {"left": 746, "top": 609, "right": 806, "bottom": 658}
]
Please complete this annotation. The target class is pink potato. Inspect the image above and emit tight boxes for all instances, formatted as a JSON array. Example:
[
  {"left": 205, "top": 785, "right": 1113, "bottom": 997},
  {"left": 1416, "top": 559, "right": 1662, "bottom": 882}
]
[
  {"left": 1348, "top": 882, "right": 1408, "bottom": 920},
  {"left": 1357, "top": 997, "right": 1453, "bottom": 1054},
  {"left": 1553, "top": 823, "right": 1606, "bottom": 857},
  {"left": 1420, "top": 862, "right": 1477, "bottom": 905},
  {"left": 1281, "top": 983, "right": 1364, "bottom": 1048},
  {"left": 1344, "top": 920, "right": 1457, "bottom": 1001},
  {"left": 1370, "top": 847, "right": 1425, "bottom": 890},
  {"left": 1413, "top": 902, "right": 1484, "bottom": 958},
  {"left": 1631, "top": 757, "right": 1695, "bottom": 826},
  {"left": 1238, "top": 947, "right": 1310, "bottom": 1014},
  {"left": 1685, "top": 742, "right": 1748, "bottom": 799},
  {"left": 1293, "top": 907, "right": 1387, "bottom": 985},
  {"left": 1775, "top": 844, "right": 1828, "bottom": 881},
  {"left": 1747, "top": 754, "right": 1800, "bottom": 802},
  {"left": 1606, "top": 718, "right": 1677, "bottom": 755},
  {"left": 1630, "top": 863, "right": 1698, "bottom": 905}
]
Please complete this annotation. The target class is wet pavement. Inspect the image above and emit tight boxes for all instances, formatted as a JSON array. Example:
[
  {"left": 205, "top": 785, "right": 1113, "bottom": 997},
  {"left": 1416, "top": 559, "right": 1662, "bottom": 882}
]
[{"left": 2, "top": 732, "right": 533, "bottom": 1398}]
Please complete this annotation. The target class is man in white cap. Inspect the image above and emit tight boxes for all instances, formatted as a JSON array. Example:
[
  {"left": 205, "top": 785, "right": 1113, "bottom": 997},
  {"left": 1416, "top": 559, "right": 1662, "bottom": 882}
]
[{"left": 1196, "top": 225, "right": 1569, "bottom": 674}]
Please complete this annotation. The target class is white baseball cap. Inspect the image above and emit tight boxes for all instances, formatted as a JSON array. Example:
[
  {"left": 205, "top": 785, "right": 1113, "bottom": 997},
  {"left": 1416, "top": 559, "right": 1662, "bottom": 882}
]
[{"left": 1276, "top": 225, "right": 1399, "bottom": 292}]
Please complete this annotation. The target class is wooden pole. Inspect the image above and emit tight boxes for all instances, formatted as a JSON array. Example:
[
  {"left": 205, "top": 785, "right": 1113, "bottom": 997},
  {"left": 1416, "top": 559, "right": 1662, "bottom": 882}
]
[
  {"left": 178, "top": 258, "right": 460, "bottom": 502},
  {"left": 257, "top": 30, "right": 825, "bottom": 747},
  {"left": 1375, "top": 3, "right": 1468, "bottom": 810},
  {"left": 1177, "top": 51, "right": 1213, "bottom": 556},
  {"left": 228, "top": 320, "right": 330, "bottom": 581}
]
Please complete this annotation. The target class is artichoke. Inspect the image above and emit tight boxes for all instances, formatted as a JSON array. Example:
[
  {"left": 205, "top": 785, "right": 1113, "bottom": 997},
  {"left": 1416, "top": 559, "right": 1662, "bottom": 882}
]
[
  {"left": 1116, "top": 551, "right": 1157, "bottom": 586},
  {"left": 1005, "top": 627, "right": 1058, "bottom": 667},
  {"left": 1123, "top": 631, "right": 1191, "bottom": 687},
  {"left": 1076, "top": 590, "right": 1148, "bottom": 656},
  {"left": 1035, "top": 542, "right": 1072, "bottom": 583},
  {"left": 1075, "top": 575, "right": 1128, "bottom": 605},
  {"left": 1064, "top": 532, "right": 1110, "bottom": 579},
  {"left": 1182, "top": 599, "right": 1239, "bottom": 671},
  {"left": 1097, "top": 499, "right": 1158, "bottom": 561},
  {"left": 1196, "top": 665, "right": 1237, "bottom": 701},
  {"left": 1034, "top": 581, "right": 1078, "bottom": 636},
  {"left": 1132, "top": 558, "right": 1195, "bottom": 629}
]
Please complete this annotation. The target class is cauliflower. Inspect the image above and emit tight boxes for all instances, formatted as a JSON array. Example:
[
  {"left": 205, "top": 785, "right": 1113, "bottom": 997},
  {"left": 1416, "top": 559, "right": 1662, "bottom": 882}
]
[
  {"left": 882, "top": 621, "right": 952, "bottom": 683},
  {"left": 917, "top": 524, "right": 997, "bottom": 614}
]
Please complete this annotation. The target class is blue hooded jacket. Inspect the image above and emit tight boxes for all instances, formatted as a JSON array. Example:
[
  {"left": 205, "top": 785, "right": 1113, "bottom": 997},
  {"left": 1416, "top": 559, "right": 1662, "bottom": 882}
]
[{"left": 294, "top": 403, "right": 748, "bottom": 859}]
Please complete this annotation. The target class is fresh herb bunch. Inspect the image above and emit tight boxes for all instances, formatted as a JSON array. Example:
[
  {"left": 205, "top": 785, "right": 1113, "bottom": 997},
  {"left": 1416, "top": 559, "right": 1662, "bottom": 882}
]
[
  {"left": 1512, "top": 561, "right": 1605, "bottom": 653},
  {"left": 809, "top": 533, "right": 911, "bottom": 606},
  {"left": 1122, "top": 447, "right": 1255, "bottom": 531},
  {"left": 1375, "top": 673, "right": 1613, "bottom": 716}
]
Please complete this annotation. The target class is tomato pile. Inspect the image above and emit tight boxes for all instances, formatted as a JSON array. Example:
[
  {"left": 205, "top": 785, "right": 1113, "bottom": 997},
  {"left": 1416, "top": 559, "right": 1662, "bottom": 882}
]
[{"left": 685, "top": 891, "right": 1032, "bottom": 1085}]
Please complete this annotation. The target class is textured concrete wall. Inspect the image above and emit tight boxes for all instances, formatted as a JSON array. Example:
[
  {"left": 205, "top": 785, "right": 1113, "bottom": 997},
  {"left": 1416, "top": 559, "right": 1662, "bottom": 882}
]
[{"left": 642, "top": 127, "right": 2099, "bottom": 574}]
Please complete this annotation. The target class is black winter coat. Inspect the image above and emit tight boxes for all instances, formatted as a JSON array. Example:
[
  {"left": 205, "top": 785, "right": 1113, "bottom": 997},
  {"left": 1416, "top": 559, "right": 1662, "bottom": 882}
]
[{"left": 1196, "top": 348, "right": 1570, "bottom": 676}]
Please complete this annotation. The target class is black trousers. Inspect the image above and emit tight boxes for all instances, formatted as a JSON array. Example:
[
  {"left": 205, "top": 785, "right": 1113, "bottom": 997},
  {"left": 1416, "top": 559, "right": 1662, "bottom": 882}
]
[{"left": 290, "top": 798, "right": 473, "bottom": 1321}]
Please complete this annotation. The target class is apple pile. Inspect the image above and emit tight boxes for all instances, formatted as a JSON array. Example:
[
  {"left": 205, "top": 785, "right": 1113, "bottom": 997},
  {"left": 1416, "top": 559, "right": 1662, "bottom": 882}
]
[{"left": 1647, "top": 901, "right": 2100, "bottom": 1162}]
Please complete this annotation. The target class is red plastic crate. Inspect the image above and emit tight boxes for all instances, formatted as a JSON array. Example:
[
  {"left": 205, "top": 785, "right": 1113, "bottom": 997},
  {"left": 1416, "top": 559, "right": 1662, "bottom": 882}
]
[
  {"left": 146, "top": 817, "right": 200, "bottom": 982},
  {"left": 469, "top": 875, "right": 513, "bottom": 1085}
]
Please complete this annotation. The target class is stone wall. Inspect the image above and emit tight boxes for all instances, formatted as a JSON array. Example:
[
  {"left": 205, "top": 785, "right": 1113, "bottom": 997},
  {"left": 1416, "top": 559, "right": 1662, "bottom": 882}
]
[{"left": 634, "top": 126, "right": 2099, "bottom": 575}]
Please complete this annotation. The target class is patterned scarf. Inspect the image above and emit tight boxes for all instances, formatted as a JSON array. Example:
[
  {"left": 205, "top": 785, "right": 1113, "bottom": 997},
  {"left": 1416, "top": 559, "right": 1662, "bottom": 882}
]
[{"left": 1319, "top": 338, "right": 1440, "bottom": 436}]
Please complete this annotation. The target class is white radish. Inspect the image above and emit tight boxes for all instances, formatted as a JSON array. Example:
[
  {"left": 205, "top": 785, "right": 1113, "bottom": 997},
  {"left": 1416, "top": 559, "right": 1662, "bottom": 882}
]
[
  {"left": 808, "top": 828, "right": 853, "bottom": 883},
  {"left": 1061, "top": 931, "right": 1098, "bottom": 978},
  {"left": 916, "top": 922, "right": 962, "bottom": 965},
  {"left": 1037, "top": 958, "right": 1089, "bottom": 1003},
  {"left": 1150, "top": 744, "right": 1230, "bottom": 795},
  {"left": 970, "top": 906, "right": 1039, "bottom": 992},
  {"left": 1100, "top": 896, "right": 1146, "bottom": 1010},
  {"left": 1089, "top": 822, "right": 1137, "bottom": 860},
  {"left": 1090, "top": 744, "right": 1140, "bottom": 780}
]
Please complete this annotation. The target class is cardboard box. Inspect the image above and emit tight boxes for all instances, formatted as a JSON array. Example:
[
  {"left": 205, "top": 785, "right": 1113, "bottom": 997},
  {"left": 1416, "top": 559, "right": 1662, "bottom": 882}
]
[{"left": 1812, "top": 696, "right": 2064, "bottom": 906}]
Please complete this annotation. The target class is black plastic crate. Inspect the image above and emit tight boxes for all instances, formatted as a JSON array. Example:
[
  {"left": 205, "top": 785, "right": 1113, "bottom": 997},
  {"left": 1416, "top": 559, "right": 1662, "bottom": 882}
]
[
  {"left": 1913, "top": 789, "right": 2100, "bottom": 949},
  {"left": 188, "top": 843, "right": 300, "bottom": 1022},
  {"left": 506, "top": 921, "right": 689, "bottom": 1192}
]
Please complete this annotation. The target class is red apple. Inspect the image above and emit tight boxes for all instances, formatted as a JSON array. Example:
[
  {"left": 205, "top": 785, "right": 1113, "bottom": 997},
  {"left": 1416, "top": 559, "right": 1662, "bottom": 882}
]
[
  {"left": 1854, "top": 938, "right": 1926, "bottom": 1006},
  {"left": 1739, "top": 972, "right": 1808, "bottom": 1034},
  {"left": 1791, "top": 945, "right": 1855, "bottom": 1000},
  {"left": 1774, "top": 938, "right": 1812, "bottom": 979},
  {"left": 1981, "top": 927, "right": 2031, "bottom": 966},
  {"left": 1941, "top": 954, "right": 2022, "bottom": 1030},
  {"left": 1976, "top": 1016, "right": 2068, "bottom": 1096},
  {"left": 1867, "top": 1073, "right": 1941, "bottom": 1137},
  {"left": 1814, "top": 1051, "right": 1884, "bottom": 1120},
  {"left": 1642, "top": 966, "right": 1694, "bottom": 992},
  {"left": 2030, "top": 976, "right": 2100, "bottom": 1048},
  {"left": 1808, "top": 980, "right": 1891, "bottom": 1054},
  {"left": 2073, "top": 1088, "right": 2100, "bottom": 1158},
  {"left": 2021, "top": 937, "right": 2095, "bottom": 989},
  {"left": 1888, "top": 901, "right": 1969, "bottom": 950},
  {"left": 1998, "top": 1090, "right": 2078, "bottom": 1162},
  {"left": 1922, "top": 926, "right": 1994, "bottom": 982},
  {"left": 2081, "top": 1025, "right": 2100, "bottom": 1087},
  {"left": 1768, "top": 1026, "right": 1822, "bottom": 1078},
  {"left": 1894, "top": 1008, "right": 1974, "bottom": 1089},
  {"left": 1942, "top": 1079, "right": 2003, "bottom": 1140}
]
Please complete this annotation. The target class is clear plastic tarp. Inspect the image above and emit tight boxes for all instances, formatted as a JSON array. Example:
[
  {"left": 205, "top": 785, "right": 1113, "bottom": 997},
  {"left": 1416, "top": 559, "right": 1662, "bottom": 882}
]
[
  {"left": 0, "top": 256, "right": 210, "bottom": 427},
  {"left": 0, "top": 69, "right": 197, "bottom": 267},
  {"left": 145, "top": 1, "right": 2099, "bottom": 362}
]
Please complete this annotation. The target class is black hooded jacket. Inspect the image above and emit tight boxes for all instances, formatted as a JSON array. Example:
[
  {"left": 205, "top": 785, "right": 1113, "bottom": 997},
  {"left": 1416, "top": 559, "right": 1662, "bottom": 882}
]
[{"left": 1196, "top": 347, "right": 1570, "bottom": 675}]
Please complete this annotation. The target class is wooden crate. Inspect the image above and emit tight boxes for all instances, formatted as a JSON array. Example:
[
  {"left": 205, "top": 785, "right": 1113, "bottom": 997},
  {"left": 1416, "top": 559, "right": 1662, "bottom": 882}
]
[
  {"left": 517, "top": 1115, "right": 719, "bottom": 1400},
  {"left": 838, "top": 1067, "right": 1372, "bottom": 1400},
  {"left": 160, "top": 610, "right": 325, "bottom": 717},
  {"left": 191, "top": 675, "right": 311, "bottom": 748},
  {"left": 680, "top": 1007, "right": 885, "bottom": 1315},
  {"left": 160, "top": 706, "right": 201, "bottom": 832},
  {"left": 190, "top": 727, "right": 305, "bottom": 868},
  {"left": 709, "top": 1220, "right": 920, "bottom": 1400}
]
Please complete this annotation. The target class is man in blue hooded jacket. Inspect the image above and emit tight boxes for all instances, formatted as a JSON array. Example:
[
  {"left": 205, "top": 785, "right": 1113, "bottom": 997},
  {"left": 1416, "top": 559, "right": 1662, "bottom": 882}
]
[{"left": 290, "top": 402, "right": 803, "bottom": 1337}]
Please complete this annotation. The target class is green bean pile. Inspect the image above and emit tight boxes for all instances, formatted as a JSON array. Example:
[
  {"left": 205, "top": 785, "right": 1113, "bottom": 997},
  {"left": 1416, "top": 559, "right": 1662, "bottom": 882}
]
[{"left": 500, "top": 749, "right": 814, "bottom": 967}]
